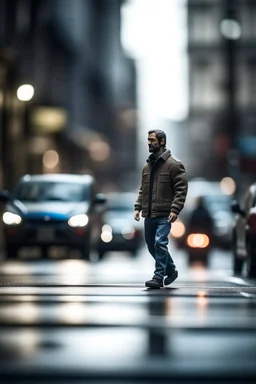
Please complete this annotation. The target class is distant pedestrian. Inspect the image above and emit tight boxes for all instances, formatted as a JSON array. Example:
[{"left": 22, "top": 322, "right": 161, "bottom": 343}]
[
  {"left": 187, "top": 196, "right": 214, "bottom": 237},
  {"left": 134, "top": 129, "right": 188, "bottom": 288}
]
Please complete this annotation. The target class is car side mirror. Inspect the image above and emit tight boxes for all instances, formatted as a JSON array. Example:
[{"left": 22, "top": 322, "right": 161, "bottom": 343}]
[
  {"left": 230, "top": 200, "right": 245, "bottom": 217},
  {"left": 0, "top": 190, "right": 10, "bottom": 202},
  {"left": 94, "top": 193, "right": 107, "bottom": 205}
]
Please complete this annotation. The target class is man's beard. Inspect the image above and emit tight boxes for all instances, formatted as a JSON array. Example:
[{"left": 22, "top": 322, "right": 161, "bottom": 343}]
[{"left": 148, "top": 144, "right": 161, "bottom": 153}]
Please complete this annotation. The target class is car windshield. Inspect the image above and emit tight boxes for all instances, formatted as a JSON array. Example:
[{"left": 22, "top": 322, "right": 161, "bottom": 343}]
[
  {"left": 107, "top": 194, "right": 135, "bottom": 211},
  {"left": 14, "top": 182, "right": 89, "bottom": 202},
  {"left": 203, "top": 194, "right": 231, "bottom": 214}
]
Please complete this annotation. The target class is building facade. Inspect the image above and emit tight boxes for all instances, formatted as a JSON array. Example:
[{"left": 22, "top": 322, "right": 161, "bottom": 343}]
[
  {"left": 0, "top": 0, "right": 137, "bottom": 192},
  {"left": 187, "top": 0, "right": 256, "bottom": 188}
]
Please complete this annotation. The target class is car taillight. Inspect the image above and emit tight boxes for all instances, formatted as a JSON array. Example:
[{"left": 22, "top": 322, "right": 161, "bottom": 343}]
[
  {"left": 186, "top": 233, "right": 210, "bottom": 248},
  {"left": 247, "top": 213, "right": 256, "bottom": 234}
]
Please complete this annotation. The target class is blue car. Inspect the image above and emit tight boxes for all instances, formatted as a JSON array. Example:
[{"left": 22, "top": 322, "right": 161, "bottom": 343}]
[{"left": 0, "top": 174, "right": 106, "bottom": 259}]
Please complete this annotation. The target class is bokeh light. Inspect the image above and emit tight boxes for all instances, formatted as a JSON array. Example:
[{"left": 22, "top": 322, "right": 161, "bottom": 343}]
[
  {"left": 220, "top": 177, "right": 236, "bottom": 195},
  {"left": 42, "top": 150, "right": 59, "bottom": 169},
  {"left": 17, "top": 84, "right": 34, "bottom": 101},
  {"left": 88, "top": 141, "right": 110, "bottom": 162}
]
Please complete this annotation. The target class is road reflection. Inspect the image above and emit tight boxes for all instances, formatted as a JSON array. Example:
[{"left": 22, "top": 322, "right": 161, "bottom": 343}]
[
  {"left": 147, "top": 296, "right": 168, "bottom": 356},
  {"left": 0, "top": 247, "right": 255, "bottom": 383}
]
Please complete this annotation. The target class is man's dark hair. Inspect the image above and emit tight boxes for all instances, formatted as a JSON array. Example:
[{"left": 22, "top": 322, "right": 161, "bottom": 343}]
[{"left": 148, "top": 129, "right": 166, "bottom": 147}]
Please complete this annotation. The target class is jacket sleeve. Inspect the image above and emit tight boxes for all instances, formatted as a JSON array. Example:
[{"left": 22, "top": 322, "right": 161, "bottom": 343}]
[
  {"left": 170, "top": 162, "right": 188, "bottom": 215},
  {"left": 134, "top": 173, "right": 143, "bottom": 211}
]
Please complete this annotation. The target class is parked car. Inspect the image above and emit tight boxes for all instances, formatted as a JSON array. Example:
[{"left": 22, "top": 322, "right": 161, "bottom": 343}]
[
  {"left": 0, "top": 174, "right": 106, "bottom": 259},
  {"left": 170, "top": 179, "right": 234, "bottom": 251},
  {"left": 97, "top": 192, "right": 143, "bottom": 259},
  {"left": 231, "top": 182, "right": 256, "bottom": 277}
]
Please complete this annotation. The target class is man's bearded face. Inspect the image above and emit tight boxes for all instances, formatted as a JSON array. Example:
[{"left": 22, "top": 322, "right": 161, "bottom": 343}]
[{"left": 148, "top": 133, "right": 161, "bottom": 153}]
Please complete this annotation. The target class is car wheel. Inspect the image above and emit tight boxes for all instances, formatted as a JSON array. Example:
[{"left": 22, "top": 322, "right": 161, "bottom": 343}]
[
  {"left": 98, "top": 250, "right": 105, "bottom": 260},
  {"left": 41, "top": 246, "right": 48, "bottom": 258},
  {"left": 201, "top": 253, "right": 209, "bottom": 266},
  {"left": 234, "top": 257, "right": 243, "bottom": 275},
  {"left": 80, "top": 244, "right": 90, "bottom": 260},
  {"left": 187, "top": 252, "right": 195, "bottom": 265},
  {"left": 5, "top": 245, "right": 19, "bottom": 259},
  {"left": 247, "top": 241, "right": 256, "bottom": 277},
  {"left": 232, "top": 235, "right": 243, "bottom": 275},
  {"left": 131, "top": 249, "right": 138, "bottom": 258}
]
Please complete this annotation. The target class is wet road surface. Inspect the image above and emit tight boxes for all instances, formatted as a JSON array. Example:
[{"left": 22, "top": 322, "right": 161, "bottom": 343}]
[{"left": 0, "top": 247, "right": 255, "bottom": 384}]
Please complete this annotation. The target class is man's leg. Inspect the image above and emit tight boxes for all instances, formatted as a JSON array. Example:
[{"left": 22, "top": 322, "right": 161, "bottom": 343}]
[
  {"left": 144, "top": 218, "right": 156, "bottom": 260},
  {"left": 166, "top": 236, "right": 176, "bottom": 275},
  {"left": 154, "top": 217, "right": 175, "bottom": 280},
  {"left": 144, "top": 218, "right": 164, "bottom": 288},
  {"left": 163, "top": 222, "right": 178, "bottom": 286}
]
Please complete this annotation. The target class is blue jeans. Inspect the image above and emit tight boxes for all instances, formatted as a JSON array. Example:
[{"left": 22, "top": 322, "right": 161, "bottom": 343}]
[{"left": 144, "top": 217, "right": 176, "bottom": 281}]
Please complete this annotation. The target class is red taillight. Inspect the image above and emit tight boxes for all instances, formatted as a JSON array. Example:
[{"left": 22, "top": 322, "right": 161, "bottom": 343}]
[
  {"left": 186, "top": 233, "right": 210, "bottom": 248},
  {"left": 7, "top": 229, "right": 18, "bottom": 236},
  {"left": 247, "top": 213, "right": 256, "bottom": 234},
  {"left": 75, "top": 229, "right": 85, "bottom": 237}
]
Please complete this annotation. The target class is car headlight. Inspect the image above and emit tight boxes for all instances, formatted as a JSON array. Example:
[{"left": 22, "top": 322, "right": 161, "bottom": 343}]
[
  {"left": 101, "top": 224, "right": 113, "bottom": 243},
  {"left": 68, "top": 214, "right": 89, "bottom": 227},
  {"left": 121, "top": 226, "right": 136, "bottom": 240},
  {"left": 3, "top": 212, "right": 22, "bottom": 225}
]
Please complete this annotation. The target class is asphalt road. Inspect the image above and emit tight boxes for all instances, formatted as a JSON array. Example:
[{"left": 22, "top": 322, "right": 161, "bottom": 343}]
[{"left": 0, "top": 245, "right": 255, "bottom": 384}]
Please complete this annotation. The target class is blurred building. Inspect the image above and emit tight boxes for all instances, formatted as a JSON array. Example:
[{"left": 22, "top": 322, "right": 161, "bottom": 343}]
[
  {"left": 187, "top": 0, "right": 256, "bottom": 187},
  {"left": 0, "top": 0, "right": 137, "bottom": 191}
]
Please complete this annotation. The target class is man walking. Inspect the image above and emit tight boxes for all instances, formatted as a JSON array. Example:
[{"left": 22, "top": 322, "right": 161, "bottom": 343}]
[{"left": 134, "top": 129, "right": 188, "bottom": 288}]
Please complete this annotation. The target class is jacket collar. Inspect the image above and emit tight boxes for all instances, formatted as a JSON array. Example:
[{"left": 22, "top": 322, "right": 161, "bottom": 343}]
[{"left": 146, "top": 149, "right": 171, "bottom": 164}]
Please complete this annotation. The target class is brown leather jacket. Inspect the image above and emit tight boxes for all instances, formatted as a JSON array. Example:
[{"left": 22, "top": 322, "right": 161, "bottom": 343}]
[{"left": 135, "top": 149, "right": 188, "bottom": 218}]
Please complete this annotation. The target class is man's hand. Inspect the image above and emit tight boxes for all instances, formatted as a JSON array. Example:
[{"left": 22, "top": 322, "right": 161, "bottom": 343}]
[
  {"left": 168, "top": 212, "right": 177, "bottom": 223},
  {"left": 134, "top": 210, "right": 141, "bottom": 221}
]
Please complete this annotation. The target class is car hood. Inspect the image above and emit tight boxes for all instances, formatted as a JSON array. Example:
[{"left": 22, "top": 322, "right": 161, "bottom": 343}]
[
  {"left": 104, "top": 211, "right": 143, "bottom": 232},
  {"left": 6, "top": 200, "right": 90, "bottom": 219}
]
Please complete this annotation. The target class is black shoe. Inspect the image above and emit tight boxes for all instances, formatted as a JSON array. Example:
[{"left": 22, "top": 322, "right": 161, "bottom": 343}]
[
  {"left": 164, "top": 269, "right": 178, "bottom": 286},
  {"left": 145, "top": 276, "right": 163, "bottom": 289}
]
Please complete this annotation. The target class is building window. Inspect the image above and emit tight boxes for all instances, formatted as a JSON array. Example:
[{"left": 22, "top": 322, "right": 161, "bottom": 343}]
[
  {"left": 189, "top": 6, "right": 221, "bottom": 44},
  {"left": 240, "top": 3, "right": 256, "bottom": 40},
  {"left": 190, "top": 57, "right": 225, "bottom": 110}
]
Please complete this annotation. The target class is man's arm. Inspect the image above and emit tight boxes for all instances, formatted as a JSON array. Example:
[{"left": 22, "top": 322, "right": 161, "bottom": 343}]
[
  {"left": 134, "top": 185, "right": 142, "bottom": 212},
  {"left": 134, "top": 169, "right": 143, "bottom": 222},
  {"left": 170, "top": 162, "right": 188, "bottom": 216},
  {"left": 168, "top": 212, "right": 178, "bottom": 223},
  {"left": 134, "top": 184, "right": 142, "bottom": 221}
]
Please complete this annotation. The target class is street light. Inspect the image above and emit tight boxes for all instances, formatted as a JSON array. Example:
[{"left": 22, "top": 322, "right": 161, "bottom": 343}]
[
  {"left": 17, "top": 84, "right": 35, "bottom": 173},
  {"left": 17, "top": 84, "right": 34, "bottom": 101},
  {"left": 220, "top": 1, "right": 241, "bottom": 193},
  {"left": 220, "top": 19, "right": 241, "bottom": 40}
]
